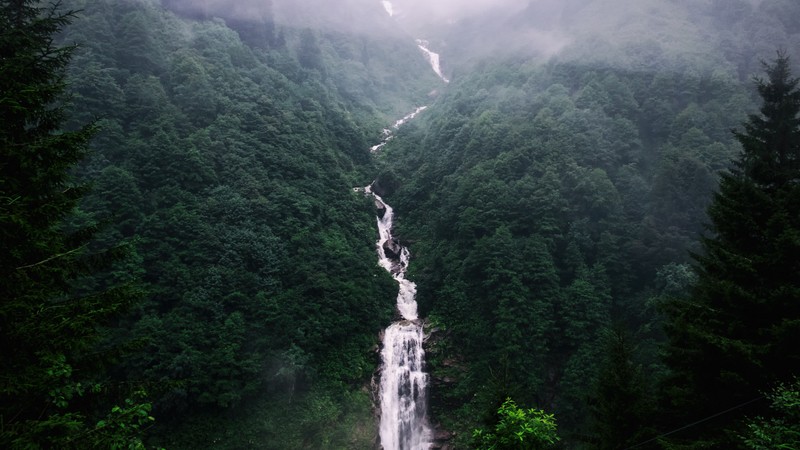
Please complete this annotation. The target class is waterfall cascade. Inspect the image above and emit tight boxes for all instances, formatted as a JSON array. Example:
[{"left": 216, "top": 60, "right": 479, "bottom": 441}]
[
  {"left": 415, "top": 40, "right": 449, "bottom": 83},
  {"left": 366, "top": 3, "right": 452, "bottom": 447},
  {"left": 380, "top": 0, "right": 449, "bottom": 83},
  {"left": 366, "top": 186, "right": 431, "bottom": 450},
  {"left": 371, "top": 106, "right": 427, "bottom": 153}
]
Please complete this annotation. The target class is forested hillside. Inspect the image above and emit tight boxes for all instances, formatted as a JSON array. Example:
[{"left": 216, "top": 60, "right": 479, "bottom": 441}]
[
  {"left": 3, "top": 0, "right": 799, "bottom": 448},
  {"left": 380, "top": 56, "right": 748, "bottom": 438},
  {"left": 375, "top": 0, "right": 800, "bottom": 447},
  {"left": 15, "top": 0, "right": 438, "bottom": 447}
]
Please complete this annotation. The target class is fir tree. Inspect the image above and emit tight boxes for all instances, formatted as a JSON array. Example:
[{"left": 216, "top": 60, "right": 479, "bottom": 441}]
[
  {"left": 1, "top": 1, "right": 146, "bottom": 447},
  {"left": 588, "top": 327, "right": 654, "bottom": 450},
  {"left": 661, "top": 53, "right": 800, "bottom": 448}
]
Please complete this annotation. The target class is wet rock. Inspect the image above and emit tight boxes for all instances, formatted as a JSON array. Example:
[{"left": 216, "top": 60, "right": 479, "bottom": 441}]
[
  {"left": 382, "top": 238, "right": 402, "bottom": 259},
  {"left": 375, "top": 200, "right": 386, "bottom": 218},
  {"left": 429, "top": 427, "right": 455, "bottom": 450}
]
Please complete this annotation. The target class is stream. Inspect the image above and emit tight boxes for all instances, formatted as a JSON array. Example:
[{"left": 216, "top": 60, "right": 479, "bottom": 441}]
[
  {"left": 367, "top": 3, "right": 449, "bottom": 448},
  {"left": 366, "top": 185, "right": 431, "bottom": 450}
]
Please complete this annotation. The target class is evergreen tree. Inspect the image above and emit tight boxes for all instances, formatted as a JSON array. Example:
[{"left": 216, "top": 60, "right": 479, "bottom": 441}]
[
  {"left": 588, "top": 327, "right": 653, "bottom": 450},
  {"left": 661, "top": 53, "right": 800, "bottom": 448},
  {"left": 1, "top": 1, "right": 145, "bottom": 447}
]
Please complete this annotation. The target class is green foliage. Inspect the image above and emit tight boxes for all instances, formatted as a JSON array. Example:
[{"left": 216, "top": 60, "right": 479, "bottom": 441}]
[
  {"left": 363, "top": 3, "right": 794, "bottom": 443},
  {"left": 378, "top": 48, "right": 752, "bottom": 441},
  {"left": 18, "top": 0, "right": 795, "bottom": 447},
  {"left": 661, "top": 53, "right": 800, "bottom": 447},
  {"left": 741, "top": 379, "right": 800, "bottom": 450},
  {"left": 588, "top": 327, "right": 655, "bottom": 449},
  {"left": 472, "top": 398, "right": 560, "bottom": 450},
  {"left": 84, "top": 391, "right": 155, "bottom": 450},
  {"left": 151, "top": 388, "right": 376, "bottom": 450},
  {"left": 1, "top": 0, "right": 146, "bottom": 447},
  {"left": 41, "top": 0, "right": 441, "bottom": 446}
]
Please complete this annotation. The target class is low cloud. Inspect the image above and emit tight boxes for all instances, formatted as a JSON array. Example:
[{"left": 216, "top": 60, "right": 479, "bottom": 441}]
[{"left": 388, "top": 0, "right": 529, "bottom": 25}]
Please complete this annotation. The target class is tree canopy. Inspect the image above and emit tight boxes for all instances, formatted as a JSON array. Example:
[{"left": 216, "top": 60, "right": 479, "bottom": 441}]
[
  {"left": 4, "top": 0, "right": 800, "bottom": 447},
  {"left": 662, "top": 53, "right": 800, "bottom": 448}
]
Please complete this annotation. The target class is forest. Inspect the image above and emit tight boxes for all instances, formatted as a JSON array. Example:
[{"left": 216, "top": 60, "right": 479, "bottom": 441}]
[{"left": 1, "top": 0, "right": 798, "bottom": 449}]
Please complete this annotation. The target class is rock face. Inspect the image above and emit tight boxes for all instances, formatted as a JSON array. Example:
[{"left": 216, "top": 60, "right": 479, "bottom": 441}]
[
  {"left": 424, "top": 322, "right": 460, "bottom": 450},
  {"left": 382, "top": 237, "right": 403, "bottom": 260},
  {"left": 429, "top": 428, "right": 455, "bottom": 450},
  {"left": 371, "top": 177, "right": 396, "bottom": 198},
  {"left": 375, "top": 199, "right": 387, "bottom": 219}
]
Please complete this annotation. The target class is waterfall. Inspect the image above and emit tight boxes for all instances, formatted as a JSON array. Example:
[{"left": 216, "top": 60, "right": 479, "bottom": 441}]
[
  {"left": 366, "top": 4, "right": 444, "bottom": 445},
  {"left": 364, "top": 185, "right": 431, "bottom": 450},
  {"left": 380, "top": 1, "right": 449, "bottom": 83},
  {"left": 371, "top": 106, "right": 428, "bottom": 153},
  {"left": 415, "top": 40, "right": 449, "bottom": 83},
  {"left": 382, "top": 0, "right": 395, "bottom": 16}
]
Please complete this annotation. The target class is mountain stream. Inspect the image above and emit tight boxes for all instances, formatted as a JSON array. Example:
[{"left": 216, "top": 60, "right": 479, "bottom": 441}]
[
  {"left": 365, "top": 3, "right": 450, "bottom": 448},
  {"left": 366, "top": 185, "right": 431, "bottom": 450}
]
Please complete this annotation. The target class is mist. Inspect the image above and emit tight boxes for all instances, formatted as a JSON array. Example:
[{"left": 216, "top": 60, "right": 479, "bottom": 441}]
[
  {"left": 386, "top": 0, "right": 529, "bottom": 24},
  {"left": 157, "top": 0, "right": 800, "bottom": 78},
  {"left": 162, "top": 0, "right": 400, "bottom": 35},
  {"left": 162, "top": 0, "right": 529, "bottom": 27},
  {"left": 392, "top": 0, "right": 798, "bottom": 76},
  {"left": 31, "top": 1, "right": 799, "bottom": 449}
]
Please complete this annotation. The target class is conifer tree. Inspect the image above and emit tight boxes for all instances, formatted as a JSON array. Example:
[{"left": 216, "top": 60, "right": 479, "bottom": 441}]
[
  {"left": 1, "top": 1, "right": 146, "bottom": 447},
  {"left": 661, "top": 53, "right": 800, "bottom": 448},
  {"left": 589, "top": 327, "right": 653, "bottom": 450}
]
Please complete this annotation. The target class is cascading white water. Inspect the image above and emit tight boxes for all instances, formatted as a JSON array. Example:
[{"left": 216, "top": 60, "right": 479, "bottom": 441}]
[
  {"left": 415, "top": 40, "right": 449, "bottom": 83},
  {"left": 382, "top": 0, "right": 395, "bottom": 16},
  {"left": 381, "top": 1, "right": 450, "bottom": 84},
  {"left": 379, "top": 322, "right": 429, "bottom": 450},
  {"left": 367, "top": 4, "right": 447, "bottom": 445},
  {"left": 365, "top": 185, "right": 431, "bottom": 450},
  {"left": 371, "top": 106, "right": 428, "bottom": 153}
]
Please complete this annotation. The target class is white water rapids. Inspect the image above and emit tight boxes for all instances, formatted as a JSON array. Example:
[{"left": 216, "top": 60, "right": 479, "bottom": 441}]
[
  {"left": 371, "top": 106, "right": 427, "bottom": 153},
  {"left": 365, "top": 184, "right": 431, "bottom": 450},
  {"left": 365, "top": 3, "right": 452, "bottom": 447}
]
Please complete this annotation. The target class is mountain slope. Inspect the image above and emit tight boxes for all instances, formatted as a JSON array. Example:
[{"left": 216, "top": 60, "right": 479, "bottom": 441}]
[
  {"left": 373, "top": 0, "right": 799, "bottom": 446},
  {"left": 58, "top": 0, "right": 440, "bottom": 447}
]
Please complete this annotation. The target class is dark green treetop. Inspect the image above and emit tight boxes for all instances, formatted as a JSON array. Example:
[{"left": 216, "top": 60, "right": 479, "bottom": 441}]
[
  {"left": 661, "top": 53, "right": 800, "bottom": 448},
  {"left": 735, "top": 53, "right": 800, "bottom": 187}
]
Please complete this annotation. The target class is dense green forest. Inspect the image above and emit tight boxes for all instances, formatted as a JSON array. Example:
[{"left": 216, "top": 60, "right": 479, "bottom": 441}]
[
  {"left": 2, "top": 0, "right": 799, "bottom": 448},
  {"left": 375, "top": 0, "right": 800, "bottom": 448},
  {"left": 3, "top": 0, "right": 439, "bottom": 447},
  {"left": 57, "top": 0, "right": 445, "bottom": 447}
]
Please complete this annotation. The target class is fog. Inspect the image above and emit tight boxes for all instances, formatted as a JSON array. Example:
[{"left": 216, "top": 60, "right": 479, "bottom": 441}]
[
  {"left": 384, "top": 0, "right": 529, "bottom": 24},
  {"left": 159, "top": 0, "right": 700, "bottom": 48},
  {"left": 159, "top": 0, "right": 799, "bottom": 75},
  {"left": 162, "top": 0, "right": 398, "bottom": 33},
  {"left": 163, "top": 0, "right": 529, "bottom": 26}
]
